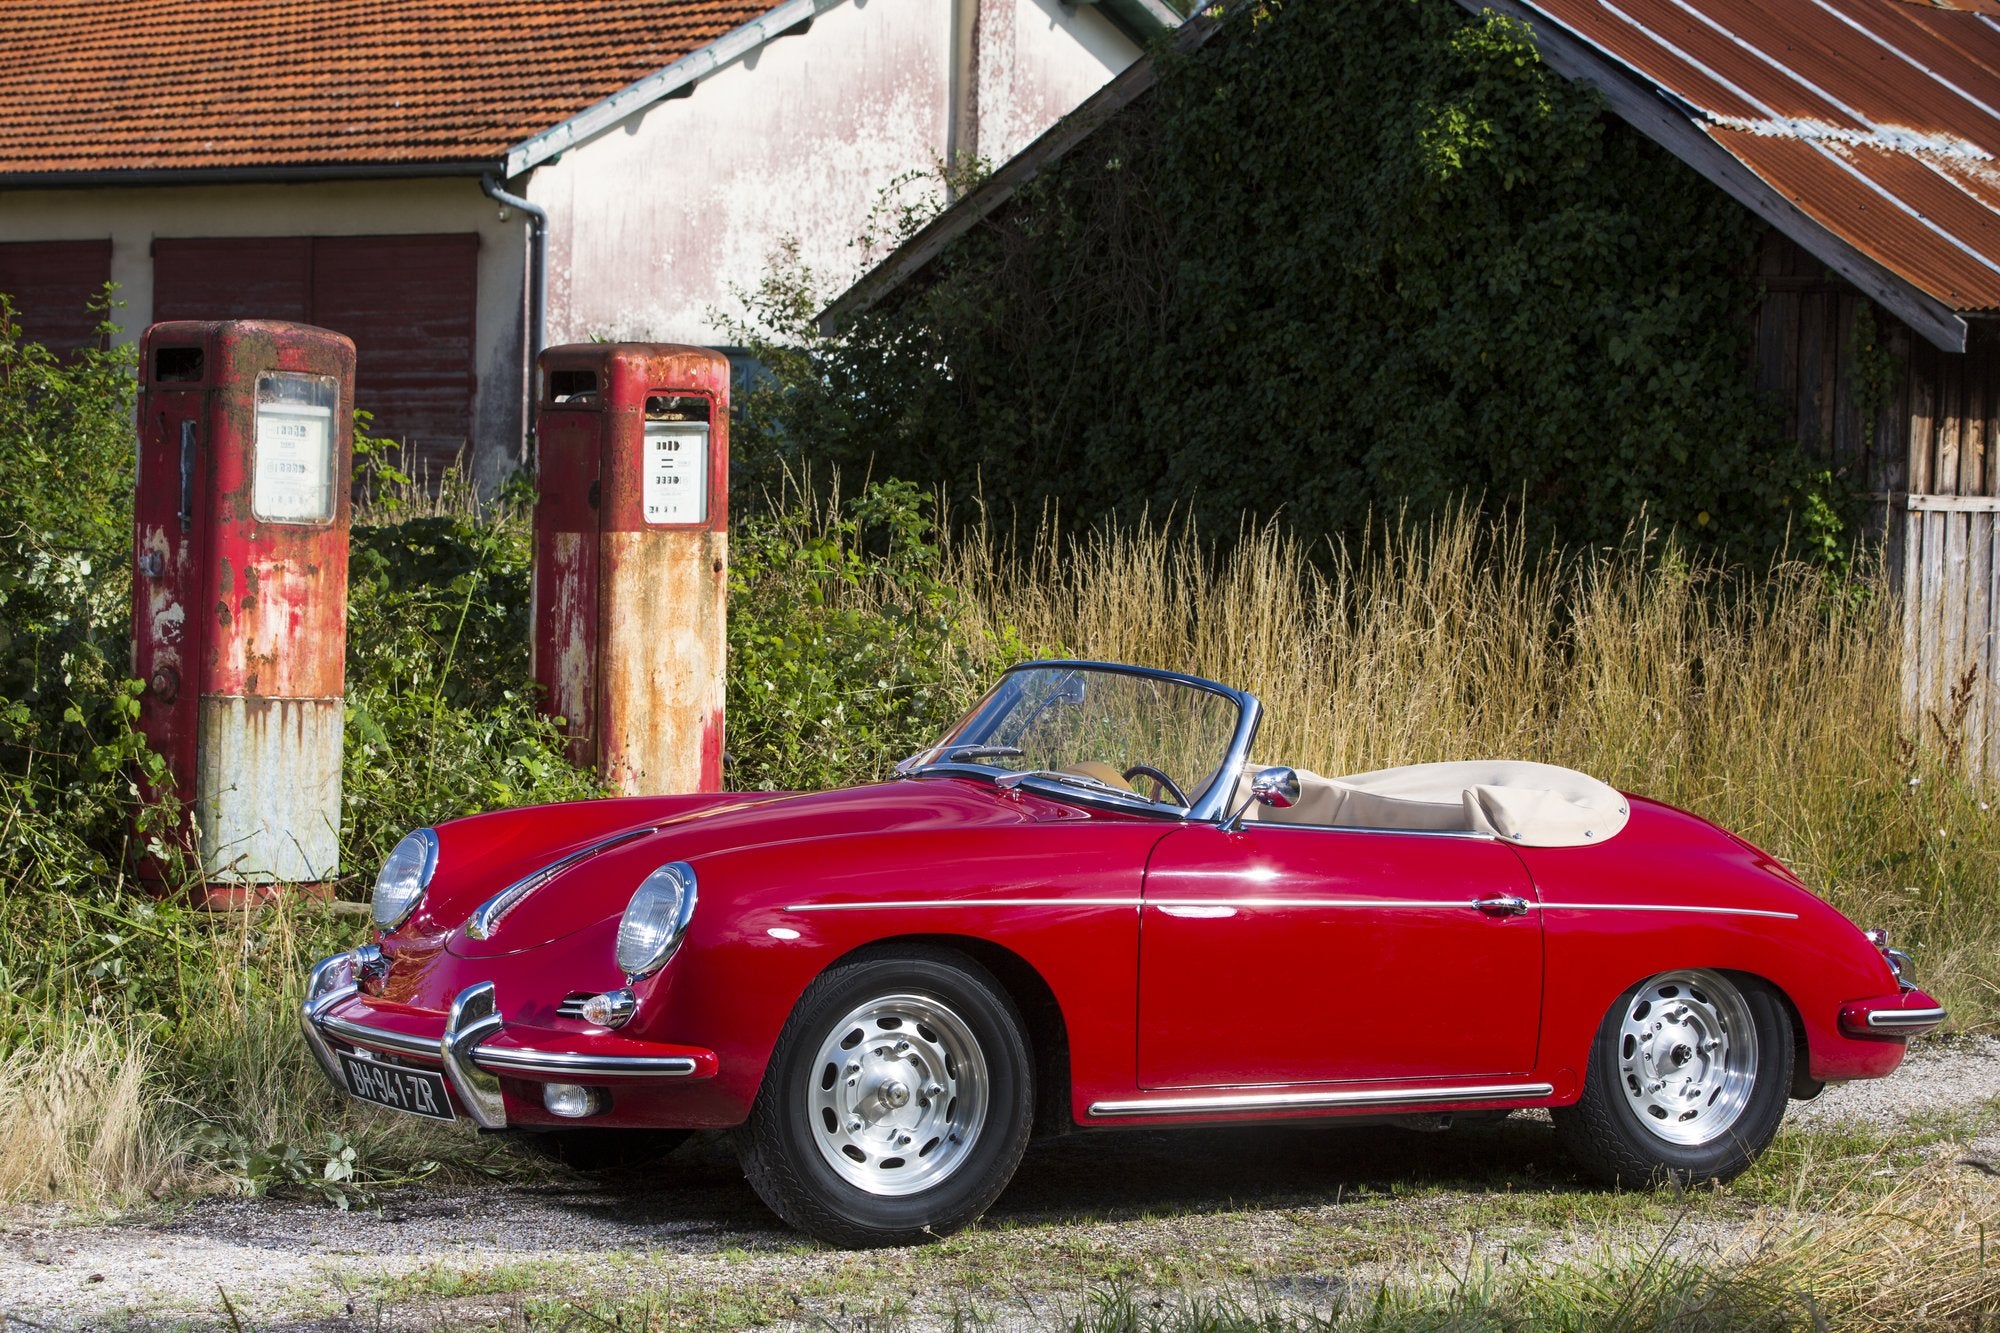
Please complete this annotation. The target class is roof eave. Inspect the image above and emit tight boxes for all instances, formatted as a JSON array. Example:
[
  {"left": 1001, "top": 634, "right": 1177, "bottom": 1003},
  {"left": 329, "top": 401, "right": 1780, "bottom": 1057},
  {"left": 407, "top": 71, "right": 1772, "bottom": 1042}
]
[
  {"left": 0, "top": 160, "right": 499, "bottom": 190},
  {"left": 1460, "top": 0, "right": 1971, "bottom": 354},
  {"left": 502, "top": 0, "right": 844, "bottom": 179},
  {"left": 1087, "top": 0, "right": 1184, "bottom": 45}
]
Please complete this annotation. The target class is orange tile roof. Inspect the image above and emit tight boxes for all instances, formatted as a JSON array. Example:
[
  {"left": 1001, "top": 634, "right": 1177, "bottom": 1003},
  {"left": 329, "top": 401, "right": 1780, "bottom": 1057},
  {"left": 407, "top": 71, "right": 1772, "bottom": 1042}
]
[{"left": 0, "top": 1, "right": 779, "bottom": 176}]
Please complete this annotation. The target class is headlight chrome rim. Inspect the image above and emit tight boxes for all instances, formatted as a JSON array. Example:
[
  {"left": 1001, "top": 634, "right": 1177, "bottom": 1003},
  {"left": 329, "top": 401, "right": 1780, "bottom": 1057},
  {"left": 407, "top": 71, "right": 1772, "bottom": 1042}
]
[
  {"left": 616, "top": 862, "right": 699, "bottom": 979},
  {"left": 372, "top": 828, "right": 440, "bottom": 930}
]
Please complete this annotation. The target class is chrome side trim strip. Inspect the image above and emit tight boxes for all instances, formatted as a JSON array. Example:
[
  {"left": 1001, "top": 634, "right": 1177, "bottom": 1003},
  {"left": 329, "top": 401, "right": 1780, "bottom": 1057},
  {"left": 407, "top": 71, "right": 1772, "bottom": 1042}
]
[
  {"left": 467, "top": 828, "right": 654, "bottom": 941},
  {"left": 1866, "top": 1007, "right": 1948, "bottom": 1030},
  {"left": 471, "top": 1047, "right": 701, "bottom": 1078},
  {"left": 786, "top": 897, "right": 1792, "bottom": 919},
  {"left": 785, "top": 897, "right": 1144, "bottom": 912},
  {"left": 1542, "top": 902, "right": 1798, "bottom": 920},
  {"left": 1088, "top": 1081, "right": 1556, "bottom": 1118},
  {"left": 1154, "top": 897, "right": 1496, "bottom": 911},
  {"left": 320, "top": 1012, "right": 445, "bottom": 1061}
]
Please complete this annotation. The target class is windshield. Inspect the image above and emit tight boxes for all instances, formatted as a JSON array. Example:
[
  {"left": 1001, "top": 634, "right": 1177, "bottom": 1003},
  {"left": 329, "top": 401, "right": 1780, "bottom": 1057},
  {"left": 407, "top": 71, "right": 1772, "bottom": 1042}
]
[{"left": 904, "top": 664, "right": 1245, "bottom": 813}]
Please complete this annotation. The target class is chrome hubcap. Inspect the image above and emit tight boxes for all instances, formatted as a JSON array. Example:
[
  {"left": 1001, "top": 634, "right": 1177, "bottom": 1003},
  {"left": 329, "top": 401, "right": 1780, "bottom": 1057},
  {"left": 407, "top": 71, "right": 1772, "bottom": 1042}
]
[
  {"left": 806, "top": 993, "right": 989, "bottom": 1196},
  {"left": 1616, "top": 969, "right": 1757, "bottom": 1146}
]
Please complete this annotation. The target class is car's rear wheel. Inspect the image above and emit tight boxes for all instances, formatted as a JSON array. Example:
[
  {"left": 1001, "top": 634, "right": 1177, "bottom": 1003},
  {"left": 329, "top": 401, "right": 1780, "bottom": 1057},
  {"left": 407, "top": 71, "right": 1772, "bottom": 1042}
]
[
  {"left": 1555, "top": 968, "right": 1791, "bottom": 1187},
  {"left": 739, "top": 945, "right": 1033, "bottom": 1247}
]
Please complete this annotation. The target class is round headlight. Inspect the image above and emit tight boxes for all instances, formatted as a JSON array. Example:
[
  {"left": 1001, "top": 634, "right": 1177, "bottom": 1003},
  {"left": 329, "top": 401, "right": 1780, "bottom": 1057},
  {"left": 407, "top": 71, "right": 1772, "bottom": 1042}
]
[
  {"left": 616, "top": 862, "right": 698, "bottom": 978},
  {"left": 372, "top": 828, "right": 439, "bottom": 930}
]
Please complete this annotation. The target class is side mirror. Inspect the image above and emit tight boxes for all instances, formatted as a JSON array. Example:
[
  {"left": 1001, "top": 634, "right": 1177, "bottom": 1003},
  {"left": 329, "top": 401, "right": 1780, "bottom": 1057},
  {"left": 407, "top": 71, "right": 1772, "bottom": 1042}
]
[
  {"left": 1224, "top": 766, "right": 1300, "bottom": 831},
  {"left": 1251, "top": 766, "right": 1300, "bottom": 810}
]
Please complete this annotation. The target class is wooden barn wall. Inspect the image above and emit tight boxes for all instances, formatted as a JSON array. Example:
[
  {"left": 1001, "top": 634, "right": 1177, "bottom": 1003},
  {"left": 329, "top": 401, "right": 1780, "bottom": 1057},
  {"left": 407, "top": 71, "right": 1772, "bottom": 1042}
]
[{"left": 1748, "top": 232, "right": 2000, "bottom": 773}]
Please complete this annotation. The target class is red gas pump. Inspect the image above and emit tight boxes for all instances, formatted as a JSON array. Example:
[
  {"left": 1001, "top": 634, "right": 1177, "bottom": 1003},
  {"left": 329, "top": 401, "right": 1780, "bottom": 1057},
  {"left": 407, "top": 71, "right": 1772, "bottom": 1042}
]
[
  {"left": 531, "top": 344, "right": 728, "bottom": 794},
  {"left": 132, "top": 321, "right": 355, "bottom": 897}
]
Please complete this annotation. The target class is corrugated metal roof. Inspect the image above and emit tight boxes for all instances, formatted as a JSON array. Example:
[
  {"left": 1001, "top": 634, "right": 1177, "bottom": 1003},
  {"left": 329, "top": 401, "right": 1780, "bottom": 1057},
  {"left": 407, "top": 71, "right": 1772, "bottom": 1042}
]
[
  {"left": 1518, "top": 0, "right": 2000, "bottom": 313},
  {"left": 0, "top": 0, "right": 781, "bottom": 177}
]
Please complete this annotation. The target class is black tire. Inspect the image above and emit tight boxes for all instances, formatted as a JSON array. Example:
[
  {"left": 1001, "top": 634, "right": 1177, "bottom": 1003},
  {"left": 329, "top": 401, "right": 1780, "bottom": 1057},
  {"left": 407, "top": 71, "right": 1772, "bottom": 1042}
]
[
  {"left": 738, "top": 944, "right": 1034, "bottom": 1247},
  {"left": 1554, "top": 969, "right": 1792, "bottom": 1188},
  {"left": 512, "top": 1127, "right": 690, "bottom": 1173}
]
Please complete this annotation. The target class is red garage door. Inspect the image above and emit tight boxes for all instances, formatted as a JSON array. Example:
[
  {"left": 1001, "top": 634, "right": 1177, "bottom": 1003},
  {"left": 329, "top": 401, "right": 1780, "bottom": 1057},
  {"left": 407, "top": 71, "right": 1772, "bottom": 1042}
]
[
  {"left": 0, "top": 240, "right": 113, "bottom": 356},
  {"left": 154, "top": 235, "right": 478, "bottom": 482}
]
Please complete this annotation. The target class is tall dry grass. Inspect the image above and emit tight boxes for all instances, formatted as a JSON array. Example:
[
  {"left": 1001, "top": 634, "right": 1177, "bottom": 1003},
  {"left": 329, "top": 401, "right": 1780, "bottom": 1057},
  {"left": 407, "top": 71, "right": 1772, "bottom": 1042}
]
[{"left": 945, "top": 505, "right": 1995, "bottom": 1024}]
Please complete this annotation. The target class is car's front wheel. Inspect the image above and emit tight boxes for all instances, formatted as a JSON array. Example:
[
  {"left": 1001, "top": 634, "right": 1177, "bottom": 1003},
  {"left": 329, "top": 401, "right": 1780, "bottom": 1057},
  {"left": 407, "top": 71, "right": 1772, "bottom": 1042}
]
[
  {"left": 739, "top": 945, "right": 1033, "bottom": 1247},
  {"left": 1555, "top": 968, "right": 1791, "bottom": 1187}
]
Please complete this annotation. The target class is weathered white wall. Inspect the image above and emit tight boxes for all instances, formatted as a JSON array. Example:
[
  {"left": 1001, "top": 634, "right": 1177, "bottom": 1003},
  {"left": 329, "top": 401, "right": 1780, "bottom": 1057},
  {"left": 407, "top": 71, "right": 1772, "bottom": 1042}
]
[
  {"left": 0, "top": 179, "right": 531, "bottom": 490},
  {"left": 532, "top": 0, "right": 1137, "bottom": 347},
  {"left": 973, "top": 0, "right": 1132, "bottom": 168}
]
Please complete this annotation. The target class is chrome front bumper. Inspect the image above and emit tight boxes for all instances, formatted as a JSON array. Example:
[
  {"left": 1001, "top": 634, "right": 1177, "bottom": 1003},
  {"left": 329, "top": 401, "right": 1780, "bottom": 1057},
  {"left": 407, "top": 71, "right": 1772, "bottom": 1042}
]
[{"left": 301, "top": 949, "right": 705, "bottom": 1130}]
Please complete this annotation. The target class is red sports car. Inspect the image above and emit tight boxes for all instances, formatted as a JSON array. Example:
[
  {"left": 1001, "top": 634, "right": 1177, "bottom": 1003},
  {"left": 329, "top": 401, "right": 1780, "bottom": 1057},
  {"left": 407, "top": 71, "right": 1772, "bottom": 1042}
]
[{"left": 304, "top": 660, "right": 1943, "bottom": 1247}]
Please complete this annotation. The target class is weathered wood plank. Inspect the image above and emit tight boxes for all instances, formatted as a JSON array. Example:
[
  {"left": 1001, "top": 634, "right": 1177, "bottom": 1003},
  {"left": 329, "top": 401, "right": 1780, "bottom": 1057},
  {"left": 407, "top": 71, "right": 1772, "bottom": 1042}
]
[
  {"left": 1986, "top": 517, "right": 2000, "bottom": 776},
  {"left": 1967, "top": 514, "right": 1993, "bottom": 774},
  {"left": 1833, "top": 293, "right": 1864, "bottom": 478},
  {"left": 1759, "top": 293, "right": 1802, "bottom": 444},
  {"left": 1904, "top": 497, "right": 1926, "bottom": 720},
  {"left": 1909, "top": 494, "right": 2000, "bottom": 513},
  {"left": 1910, "top": 336, "right": 1938, "bottom": 496},
  {"left": 1938, "top": 349, "right": 1964, "bottom": 497},
  {"left": 1798, "top": 290, "right": 1834, "bottom": 454},
  {"left": 1923, "top": 510, "right": 1947, "bottom": 718}
]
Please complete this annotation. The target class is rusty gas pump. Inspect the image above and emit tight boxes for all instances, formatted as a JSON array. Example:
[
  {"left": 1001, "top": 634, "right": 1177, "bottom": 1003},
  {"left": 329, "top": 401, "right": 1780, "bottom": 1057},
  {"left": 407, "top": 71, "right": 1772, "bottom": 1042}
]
[
  {"left": 132, "top": 320, "right": 355, "bottom": 898},
  {"left": 531, "top": 344, "right": 728, "bottom": 794}
]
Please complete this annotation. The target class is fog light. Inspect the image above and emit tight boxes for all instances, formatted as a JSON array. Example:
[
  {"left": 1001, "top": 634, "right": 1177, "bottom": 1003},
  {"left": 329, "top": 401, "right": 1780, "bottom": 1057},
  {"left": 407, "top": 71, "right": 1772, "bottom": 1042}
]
[
  {"left": 580, "top": 989, "right": 636, "bottom": 1028},
  {"left": 543, "top": 1083, "right": 604, "bottom": 1119}
]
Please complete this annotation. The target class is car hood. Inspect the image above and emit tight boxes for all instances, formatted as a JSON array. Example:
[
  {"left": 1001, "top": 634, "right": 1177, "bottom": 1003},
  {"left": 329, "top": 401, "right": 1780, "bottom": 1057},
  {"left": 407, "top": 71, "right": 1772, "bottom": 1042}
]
[{"left": 436, "top": 777, "right": 1068, "bottom": 957}]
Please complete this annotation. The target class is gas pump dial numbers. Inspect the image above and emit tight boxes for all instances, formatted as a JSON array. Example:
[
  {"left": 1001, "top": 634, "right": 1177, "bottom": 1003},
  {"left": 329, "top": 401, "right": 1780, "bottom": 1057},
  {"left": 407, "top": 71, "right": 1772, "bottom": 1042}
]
[
  {"left": 642, "top": 420, "right": 710, "bottom": 525},
  {"left": 251, "top": 372, "right": 340, "bottom": 525}
]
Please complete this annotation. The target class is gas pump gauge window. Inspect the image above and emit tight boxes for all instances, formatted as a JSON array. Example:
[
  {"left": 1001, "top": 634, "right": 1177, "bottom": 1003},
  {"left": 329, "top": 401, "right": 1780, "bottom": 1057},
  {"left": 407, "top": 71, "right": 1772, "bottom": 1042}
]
[
  {"left": 252, "top": 372, "right": 339, "bottom": 525},
  {"left": 642, "top": 394, "right": 710, "bottom": 525}
]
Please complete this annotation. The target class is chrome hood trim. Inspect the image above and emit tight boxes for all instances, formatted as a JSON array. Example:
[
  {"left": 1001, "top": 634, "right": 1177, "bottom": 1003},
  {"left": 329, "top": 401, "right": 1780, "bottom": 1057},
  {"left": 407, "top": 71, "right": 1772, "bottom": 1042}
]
[{"left": 464, "top": 828, "right": 654, "bottom": 941}]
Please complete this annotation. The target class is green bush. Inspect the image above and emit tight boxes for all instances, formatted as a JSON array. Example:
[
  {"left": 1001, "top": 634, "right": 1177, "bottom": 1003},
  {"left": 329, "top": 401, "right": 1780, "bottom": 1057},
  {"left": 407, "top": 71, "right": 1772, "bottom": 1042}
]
[{"left": 727, "top": 478, "right": 1006, "bottom": 791}]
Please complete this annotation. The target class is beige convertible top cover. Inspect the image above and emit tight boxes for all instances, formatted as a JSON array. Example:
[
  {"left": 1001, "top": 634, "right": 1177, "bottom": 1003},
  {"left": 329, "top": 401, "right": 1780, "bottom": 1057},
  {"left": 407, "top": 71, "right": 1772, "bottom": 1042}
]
[{"left": 1241, "top": 760, "right": 1630, "bottom": 847}]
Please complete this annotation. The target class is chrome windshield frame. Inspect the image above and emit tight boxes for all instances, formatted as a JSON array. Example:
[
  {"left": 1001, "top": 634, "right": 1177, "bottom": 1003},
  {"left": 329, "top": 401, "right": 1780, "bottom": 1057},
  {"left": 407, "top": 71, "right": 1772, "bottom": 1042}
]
[{"left": 901, "top": 659, "right": 1262, "bottom": 824}]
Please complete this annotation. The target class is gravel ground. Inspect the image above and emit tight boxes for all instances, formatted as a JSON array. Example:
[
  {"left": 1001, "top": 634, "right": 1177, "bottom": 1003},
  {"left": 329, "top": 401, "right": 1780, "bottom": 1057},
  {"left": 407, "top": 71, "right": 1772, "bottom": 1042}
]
[{"left": 4, "top": 1036, "right": 1996, "bottom": 1332}]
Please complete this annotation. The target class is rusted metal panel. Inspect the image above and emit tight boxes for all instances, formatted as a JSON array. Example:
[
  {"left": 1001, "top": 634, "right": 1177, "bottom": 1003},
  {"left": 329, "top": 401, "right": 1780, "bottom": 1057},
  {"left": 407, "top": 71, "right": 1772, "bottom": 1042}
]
[
  {"left": 529, "top": 407, "right": 603, "bottom": 768},
  {"left": 133, "top": 319, "right": 355, "bottom": 890},
  {"left": 194, "top": 695, "right": 344, "bottom": 883},
  {"left": 533, "top": 343, "right": 728, "bottom": 795},
  {"left": 1514, "top": 0, "right": 2000, "bottom": 315}
]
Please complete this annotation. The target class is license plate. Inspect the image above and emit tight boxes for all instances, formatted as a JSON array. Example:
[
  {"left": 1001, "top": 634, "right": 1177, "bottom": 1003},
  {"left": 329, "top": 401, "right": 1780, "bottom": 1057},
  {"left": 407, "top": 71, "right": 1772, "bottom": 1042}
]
[{"left": 339, "top": 1051, "right": 455, "bottom": 1121}]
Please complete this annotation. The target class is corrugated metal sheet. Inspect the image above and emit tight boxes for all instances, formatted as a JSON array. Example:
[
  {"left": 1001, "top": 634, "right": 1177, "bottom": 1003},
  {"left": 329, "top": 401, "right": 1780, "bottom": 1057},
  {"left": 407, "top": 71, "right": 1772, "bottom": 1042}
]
[{"left": 1521, "top": 0, "right": 2000, "bottom": 313}]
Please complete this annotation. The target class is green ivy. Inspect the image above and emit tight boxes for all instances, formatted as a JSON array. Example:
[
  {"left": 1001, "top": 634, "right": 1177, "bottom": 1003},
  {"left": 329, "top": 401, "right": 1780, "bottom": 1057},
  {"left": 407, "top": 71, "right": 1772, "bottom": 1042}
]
[{"left": 734, "top": 0, "right": 1814, "bottom": 555}]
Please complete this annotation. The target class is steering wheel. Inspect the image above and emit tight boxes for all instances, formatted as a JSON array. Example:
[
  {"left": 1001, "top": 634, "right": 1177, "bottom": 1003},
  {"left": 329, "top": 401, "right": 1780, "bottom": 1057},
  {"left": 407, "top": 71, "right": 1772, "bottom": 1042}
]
[{"left": 1123, "top": 764, "right": 1189, "bottom": 807}]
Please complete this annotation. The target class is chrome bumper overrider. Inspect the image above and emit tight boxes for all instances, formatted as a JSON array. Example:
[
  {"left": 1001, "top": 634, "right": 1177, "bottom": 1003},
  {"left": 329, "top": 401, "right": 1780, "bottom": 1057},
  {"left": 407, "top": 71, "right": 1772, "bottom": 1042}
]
[{"left": 302, "top": 949, "right": 703, "bottom": 1130}]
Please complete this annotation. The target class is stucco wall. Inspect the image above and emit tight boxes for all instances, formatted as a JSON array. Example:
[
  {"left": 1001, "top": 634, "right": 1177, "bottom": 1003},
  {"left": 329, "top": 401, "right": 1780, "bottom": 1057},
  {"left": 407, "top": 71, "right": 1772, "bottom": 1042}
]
[
  {"left": 530, "top": 0, "right": 1134, "bottom": 347},
  {"left": 973, "top": 0, "right": 1132, "bottom": 167},
  {"left": 0, "top": 178, "right": 531, "bottom": 491}
]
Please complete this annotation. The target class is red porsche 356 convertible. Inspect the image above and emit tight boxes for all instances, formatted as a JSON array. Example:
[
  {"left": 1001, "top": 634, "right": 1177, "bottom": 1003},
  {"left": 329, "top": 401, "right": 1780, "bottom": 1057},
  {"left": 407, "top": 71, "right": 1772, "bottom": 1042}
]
[{"left": 305, "top": 660, "right": 1942, "bottom": 1246}]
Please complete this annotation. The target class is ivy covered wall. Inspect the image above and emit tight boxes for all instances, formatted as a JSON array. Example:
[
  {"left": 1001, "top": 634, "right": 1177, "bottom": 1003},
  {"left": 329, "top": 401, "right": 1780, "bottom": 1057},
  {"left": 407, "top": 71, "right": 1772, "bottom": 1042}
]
[{"left": 738, "top": 0, "right": 1846, "bottom": 554}]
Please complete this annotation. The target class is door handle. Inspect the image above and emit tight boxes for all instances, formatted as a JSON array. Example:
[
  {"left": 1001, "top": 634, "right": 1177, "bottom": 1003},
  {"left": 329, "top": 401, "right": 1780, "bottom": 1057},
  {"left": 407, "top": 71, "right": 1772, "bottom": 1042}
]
[{"left": 1473, "top": 895, "right": 1531, "bottom": 916}]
